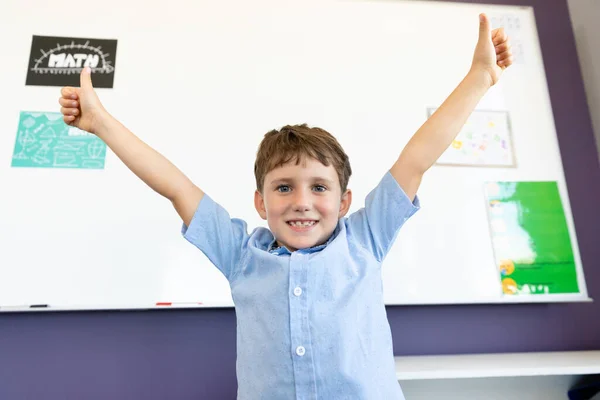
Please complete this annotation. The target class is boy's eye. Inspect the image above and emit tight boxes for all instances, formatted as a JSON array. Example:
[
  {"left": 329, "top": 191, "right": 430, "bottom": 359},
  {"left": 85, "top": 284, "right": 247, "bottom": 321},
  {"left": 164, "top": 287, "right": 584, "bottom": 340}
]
[
  {"left": 276, "top": 185, "right": 291, "bottom": 193},
  {"left": 313, "top": 185, "right": 327, "bottom": 192}
]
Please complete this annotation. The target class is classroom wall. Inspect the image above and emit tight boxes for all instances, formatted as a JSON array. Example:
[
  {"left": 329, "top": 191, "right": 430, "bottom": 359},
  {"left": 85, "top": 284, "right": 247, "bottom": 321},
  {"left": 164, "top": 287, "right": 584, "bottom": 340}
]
[
  {"left": 1, "top": 0, "right": 599, "bottom": 399},
  {"left": 567, "top": 0, "right": 600, "bottom": 161}
]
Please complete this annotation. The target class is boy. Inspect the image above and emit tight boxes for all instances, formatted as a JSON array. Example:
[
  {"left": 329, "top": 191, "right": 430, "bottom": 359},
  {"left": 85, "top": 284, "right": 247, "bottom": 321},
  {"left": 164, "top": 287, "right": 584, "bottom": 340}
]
[{"left": 59, "top": 13, "right": 512, "bottom": 400}]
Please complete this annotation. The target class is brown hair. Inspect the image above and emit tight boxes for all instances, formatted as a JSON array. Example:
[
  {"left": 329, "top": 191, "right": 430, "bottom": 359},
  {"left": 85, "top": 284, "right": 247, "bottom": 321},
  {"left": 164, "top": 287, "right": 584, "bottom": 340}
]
[{"left": 254, "top": 124, "right": 352, "bottom": 194}]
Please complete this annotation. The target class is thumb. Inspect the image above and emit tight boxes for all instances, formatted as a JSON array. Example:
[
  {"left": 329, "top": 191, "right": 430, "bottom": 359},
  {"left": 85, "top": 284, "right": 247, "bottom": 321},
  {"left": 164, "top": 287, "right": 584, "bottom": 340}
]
[
  {"left": 478, "top": 13, "right": 491, "bottom": 42},
  {"left": 80, "top": 67, "right": 94, "bottom": 91}
]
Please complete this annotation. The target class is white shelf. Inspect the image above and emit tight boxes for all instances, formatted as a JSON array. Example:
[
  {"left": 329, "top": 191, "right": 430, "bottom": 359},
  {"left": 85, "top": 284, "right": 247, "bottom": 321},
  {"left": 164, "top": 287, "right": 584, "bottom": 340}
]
[{"left": 396, "top": 351, "right": 600, "bottom": 380}]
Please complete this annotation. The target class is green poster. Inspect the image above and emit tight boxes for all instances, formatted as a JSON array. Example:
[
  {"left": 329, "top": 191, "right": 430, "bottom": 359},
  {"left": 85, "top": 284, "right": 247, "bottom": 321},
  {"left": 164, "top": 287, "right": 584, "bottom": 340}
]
[
  {"left": 484, "top": 181, "right": 579, "bottom": 295},
  {"left": 11, "top": 111, "right": 106, "bottom": 169}
]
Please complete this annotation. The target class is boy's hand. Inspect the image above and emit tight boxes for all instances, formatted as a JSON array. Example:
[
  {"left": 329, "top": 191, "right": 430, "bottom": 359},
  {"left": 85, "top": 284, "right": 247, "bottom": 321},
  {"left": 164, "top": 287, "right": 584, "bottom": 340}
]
[
  {"left": 58, "top": 67, "right": 107, "bottom": 135},
  {"left": 470, "top": 13, "right": 514, "bottom": 87}
]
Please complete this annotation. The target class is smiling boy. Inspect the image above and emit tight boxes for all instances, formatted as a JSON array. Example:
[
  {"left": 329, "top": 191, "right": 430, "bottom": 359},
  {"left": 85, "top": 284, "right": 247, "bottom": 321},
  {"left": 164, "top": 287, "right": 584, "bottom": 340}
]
[
  {"left": 253, "top": 125, "right": 353, "bottom": 252},
  {"left": 59, "top": 13, "right": 512, "bottom": 399}
]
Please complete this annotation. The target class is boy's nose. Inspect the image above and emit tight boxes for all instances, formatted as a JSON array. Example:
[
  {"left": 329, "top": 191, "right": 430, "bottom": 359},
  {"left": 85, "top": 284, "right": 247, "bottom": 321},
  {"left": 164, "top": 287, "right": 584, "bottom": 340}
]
[{"left": 292, "top": 191, "right": 311, "bottom": 212}]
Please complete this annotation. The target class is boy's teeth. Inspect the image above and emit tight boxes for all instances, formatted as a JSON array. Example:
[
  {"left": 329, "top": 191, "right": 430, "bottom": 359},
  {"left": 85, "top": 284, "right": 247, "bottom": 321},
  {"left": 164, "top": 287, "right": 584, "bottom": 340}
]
[{"left": 290, "top": 221, "right": 315, "bottom": 227}]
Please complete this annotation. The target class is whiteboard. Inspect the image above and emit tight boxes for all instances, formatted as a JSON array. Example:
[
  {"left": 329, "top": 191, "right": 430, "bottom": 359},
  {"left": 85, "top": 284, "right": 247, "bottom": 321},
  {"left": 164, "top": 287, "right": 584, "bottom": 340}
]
[{"left": 0, "top": 0, "right": 590, "bottom": 311}]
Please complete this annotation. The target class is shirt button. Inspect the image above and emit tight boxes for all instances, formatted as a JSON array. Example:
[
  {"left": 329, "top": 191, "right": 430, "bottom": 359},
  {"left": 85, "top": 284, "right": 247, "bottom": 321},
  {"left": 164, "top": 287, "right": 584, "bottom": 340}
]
[
  {"left": 293, "top": 287, "right": 303, "bottom": 296},
  {"left": 296, "top": 346, "right": 306, "bottom": 356}
]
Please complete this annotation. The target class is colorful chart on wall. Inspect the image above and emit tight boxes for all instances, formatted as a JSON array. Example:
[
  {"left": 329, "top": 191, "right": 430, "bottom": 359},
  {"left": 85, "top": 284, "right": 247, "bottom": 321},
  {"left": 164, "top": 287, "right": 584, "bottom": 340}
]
[
  {"left": 430, "top": 109, "right": 516, "bottom": 167},
  {"left": 11, "top": 111, "right": 106, "bottom": 169},
  {"left": 484, "top": 181, "right": 579, "bottom": 295}
]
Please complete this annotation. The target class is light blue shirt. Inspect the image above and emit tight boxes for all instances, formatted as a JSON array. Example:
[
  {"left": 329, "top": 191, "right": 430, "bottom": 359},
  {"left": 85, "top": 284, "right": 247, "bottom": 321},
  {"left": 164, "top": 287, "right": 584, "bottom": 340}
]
[{"left": 182, "top": 171, "right": 419, "bottom": 399}]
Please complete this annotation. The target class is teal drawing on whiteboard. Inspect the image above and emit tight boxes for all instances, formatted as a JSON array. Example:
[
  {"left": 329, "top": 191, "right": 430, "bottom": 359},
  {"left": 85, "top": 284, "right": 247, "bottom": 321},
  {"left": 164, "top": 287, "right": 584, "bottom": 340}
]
[{"left": 11, "top": 111, "right": 106, "bottom": 169}]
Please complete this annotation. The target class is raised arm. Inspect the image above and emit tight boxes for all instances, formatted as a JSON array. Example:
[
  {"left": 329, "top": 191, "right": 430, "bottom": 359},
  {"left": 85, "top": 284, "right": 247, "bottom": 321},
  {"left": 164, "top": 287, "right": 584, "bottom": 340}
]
[
  {"left": 59, "top": 67, "right": 203, "bottom": 226},
  {"left": 390, "top": 13, "right": 513, "bottom": 200}
]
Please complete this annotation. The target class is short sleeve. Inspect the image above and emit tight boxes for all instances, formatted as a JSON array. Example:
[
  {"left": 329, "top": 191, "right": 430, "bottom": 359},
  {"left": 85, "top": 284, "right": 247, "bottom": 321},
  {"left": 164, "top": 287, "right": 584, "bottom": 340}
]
[
  {"left": 181, "top": 194, "right": 249, "bottom": 280},
  {"left": 347, "top": 171, "right": 420, "bottom": 262}
]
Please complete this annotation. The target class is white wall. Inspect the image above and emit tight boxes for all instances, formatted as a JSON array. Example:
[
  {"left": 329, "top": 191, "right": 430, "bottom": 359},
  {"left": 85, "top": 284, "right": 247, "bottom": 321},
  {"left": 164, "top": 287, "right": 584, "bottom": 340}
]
[{"left": 568, "top": 0, "right": 600, "bottom": 163}]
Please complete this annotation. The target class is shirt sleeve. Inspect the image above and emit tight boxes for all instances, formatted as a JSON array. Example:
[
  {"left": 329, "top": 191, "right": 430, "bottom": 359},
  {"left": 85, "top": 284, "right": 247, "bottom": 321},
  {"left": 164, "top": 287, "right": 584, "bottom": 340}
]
[
  {"left": 347, "top": 171, "right": 420, "bottom": 262},
  {"left": 181, "top": 194, "right": 248, "bottom": 281}
]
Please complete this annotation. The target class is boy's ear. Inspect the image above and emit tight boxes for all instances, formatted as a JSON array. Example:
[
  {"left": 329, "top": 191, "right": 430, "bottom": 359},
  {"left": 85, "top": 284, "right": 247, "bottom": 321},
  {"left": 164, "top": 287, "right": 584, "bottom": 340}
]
[
  {"left": 254, "top": 190, "right": 267, "bottom": 220},
  {"left": 338, "top": 189, "right": 352, "bottom": 218}
]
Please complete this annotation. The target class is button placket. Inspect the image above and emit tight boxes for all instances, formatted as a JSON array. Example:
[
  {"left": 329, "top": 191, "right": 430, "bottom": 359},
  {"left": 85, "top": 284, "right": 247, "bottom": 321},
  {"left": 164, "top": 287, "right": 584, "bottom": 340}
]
[{"left": 288, "top": 252, "right": 317, "bottom": 396}]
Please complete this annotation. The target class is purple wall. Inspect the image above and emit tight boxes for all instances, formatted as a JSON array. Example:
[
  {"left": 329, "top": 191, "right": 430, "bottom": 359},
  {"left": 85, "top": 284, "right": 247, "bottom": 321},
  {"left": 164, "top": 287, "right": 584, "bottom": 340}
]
[{"left": 1, "top": 1, "right": 598, "bottom": 399}]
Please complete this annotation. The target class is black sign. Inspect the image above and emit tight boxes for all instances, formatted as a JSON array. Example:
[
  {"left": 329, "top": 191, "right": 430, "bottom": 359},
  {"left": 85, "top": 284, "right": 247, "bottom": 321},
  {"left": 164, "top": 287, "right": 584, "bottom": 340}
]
[{"left": 26, "top": 35, "right": 118, "bottom": 88}]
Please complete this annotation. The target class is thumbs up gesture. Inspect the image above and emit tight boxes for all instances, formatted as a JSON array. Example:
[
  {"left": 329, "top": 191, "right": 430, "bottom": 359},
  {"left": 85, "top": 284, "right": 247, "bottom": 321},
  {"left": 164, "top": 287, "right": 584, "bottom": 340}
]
[
  {"left": 58, "top": 67, "right": 107, "bottom": 135},
  {"left": 471, "top": 13, "right": 514, "bottom": 87}
]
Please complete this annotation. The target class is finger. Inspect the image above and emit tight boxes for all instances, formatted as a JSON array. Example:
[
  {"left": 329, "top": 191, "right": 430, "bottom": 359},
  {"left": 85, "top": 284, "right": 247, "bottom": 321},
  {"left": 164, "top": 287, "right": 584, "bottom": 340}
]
[
  {"left": 497, "top": 51, "right": 513, "bottom": 63},
  {"left": 478, "top": 13, "right": 492, "bottom": 43},
  {"left": 492, "top": 28, "right": 508, "bottom": 46},
  {"left": 80, "top": 67, "right": 94, "bottom": 91},
  {"left": 63, "top": 115, "right": 76, "bottom": 124},
  {"left": 491, "top": 27, "right": 502, "bottom": 36},
  {"left": 495, "top": 42, "right": 511, "bottom": 54},
  {"left": 498, "top": 56, "right": 514, "bottom": 68},
  {"left": 59, "top": 97, "right": 79, "bottom": 108},
  {"left": 61, "top": 87, "right": 78, "bottom": 100},
  {"left": 61, "top": 106, "right": 79, "bottom": 117}
]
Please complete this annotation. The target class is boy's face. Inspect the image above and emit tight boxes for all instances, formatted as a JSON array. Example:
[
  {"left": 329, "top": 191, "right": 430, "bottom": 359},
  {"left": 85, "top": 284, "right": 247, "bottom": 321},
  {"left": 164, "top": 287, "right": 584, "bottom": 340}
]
[{"left": 254, "top": 157, "right": 352, "bottom": 252}]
